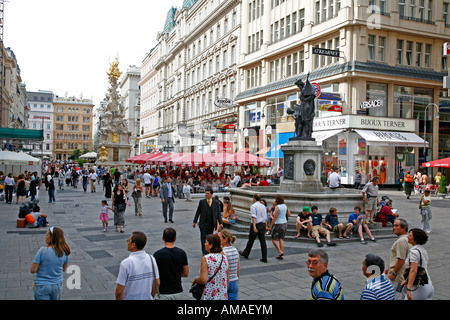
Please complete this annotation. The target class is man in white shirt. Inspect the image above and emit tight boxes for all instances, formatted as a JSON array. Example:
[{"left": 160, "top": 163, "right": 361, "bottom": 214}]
[
  {"left": 239, "top": 193, "right": 268, "bottom": 263},
  {"left": 4, "top": 174, "right": 15, "bottom": 204},
  {"left": 116, "top": 231, "right": 160, "bottom": 300},
  {"left": 89, "top": 170, "right": 98, "bottom": 193},
  {"left": 142, "top": 171, "right": 152, "bottom": 198},
  {"left": 228, "top": 171, "right": 241, "bottom": 188},
  {"left": 328, "top": 167, "right": 341, "bottom": 189}
]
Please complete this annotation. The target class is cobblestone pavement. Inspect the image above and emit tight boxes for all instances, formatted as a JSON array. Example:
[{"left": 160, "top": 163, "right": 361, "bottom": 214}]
[{"left": 0, "top": 183, "right": 449, "bottom": 300}]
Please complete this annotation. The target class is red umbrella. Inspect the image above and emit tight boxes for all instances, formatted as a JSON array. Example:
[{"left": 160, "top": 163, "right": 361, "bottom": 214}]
[
  {"left": 154, "top": 153, "right": 184, "bottom": 166},
  {"left": 145, "top": 153, "right": 168, "bottom": 165},
  {"left": 125, "top": 154, "right": 141, "bottom": 163},
  {"left": 422, "top": 157, "right": 450, "bottom": 168},
  {"left": 133, "top": 153, "right": 163, "bottom": 164},
  {"left": 171, "top": 152, "right": 208, "bottom": 167},
  {"left": 225, "top": 152, "right": 272, "bottom": 167}
]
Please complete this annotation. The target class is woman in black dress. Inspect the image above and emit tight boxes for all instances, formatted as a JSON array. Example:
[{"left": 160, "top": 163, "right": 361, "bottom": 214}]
[
  {"left": 16, "top": 174, "right": 27, "bottom": 205},
  {"left": 112, "top": 184, "right": 126, "bottom": 233},
  {"left": 104, "top": 173, "right": 113, "bottom": 198}
]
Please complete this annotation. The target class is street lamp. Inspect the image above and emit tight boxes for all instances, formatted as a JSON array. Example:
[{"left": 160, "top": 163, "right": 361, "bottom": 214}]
[{"left": 423, "top": 103, "right": 439, "bottom": 171}]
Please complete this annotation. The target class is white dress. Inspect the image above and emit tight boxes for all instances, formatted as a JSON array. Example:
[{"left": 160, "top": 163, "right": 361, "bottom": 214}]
[{"left": 202, "top": 253, "right": 228, "bottom": 300}]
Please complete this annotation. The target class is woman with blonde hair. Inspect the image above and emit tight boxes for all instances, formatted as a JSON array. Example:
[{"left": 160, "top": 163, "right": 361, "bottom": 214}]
[
  {"left": 267, "top": 194, "right": 291, "bottom": 260},
  {"left": 30, "top": 227, "right": 71, "bottom": 300},
  {"left": 219, "top": 229, "right": 240, "bottom": 300},
  {"left": 222, "top": 199, "right": 237, "bottom": 225}
]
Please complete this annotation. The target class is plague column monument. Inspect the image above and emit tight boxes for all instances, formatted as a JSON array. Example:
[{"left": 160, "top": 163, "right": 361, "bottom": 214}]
[{"left": 96, "top": 58, "right": 132, "bottom": 166}]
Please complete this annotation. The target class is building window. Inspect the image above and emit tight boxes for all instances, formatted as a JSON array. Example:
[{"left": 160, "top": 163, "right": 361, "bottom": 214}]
[
  {"left": 406, "top": 41, "right": 413, "bottom": 66},
  {"left": 410, "top": 0, "right": 416, "bottom": 18},
  {"left": 366, "top": 83, "right": 388, "bottom": 117},
  {"left": 368, "top": 35, "right": 376, "bottom": 61},
  {"left": 416, "top": 42, "right": 423, "bottom": 67},
  {"left": 378, "top": 37, "right": 386, "bottom": 62},
  {"left": 399, "top": 0, "right": 406, "bottom": 17},
  {"left": 315, "top": 1, "right": 321, "bottom": 23},
  {"left": 444, "top": 2, "right": 449, "bottom": 25}
]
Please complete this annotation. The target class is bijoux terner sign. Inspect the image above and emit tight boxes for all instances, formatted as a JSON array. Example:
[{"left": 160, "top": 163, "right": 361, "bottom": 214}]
[{"left": 313, "top": 115, "right": 415, "bottom": 132}]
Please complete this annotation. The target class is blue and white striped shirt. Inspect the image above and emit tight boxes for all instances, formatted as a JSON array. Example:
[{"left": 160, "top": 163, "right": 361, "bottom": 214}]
[{"left": 360, "top": 275, "right": 395, "bottom": 300}]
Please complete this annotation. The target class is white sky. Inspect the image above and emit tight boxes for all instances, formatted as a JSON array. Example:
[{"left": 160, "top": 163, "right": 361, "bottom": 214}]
[{"left": 5, "top": 0, "right": 183, "bottom": 108}]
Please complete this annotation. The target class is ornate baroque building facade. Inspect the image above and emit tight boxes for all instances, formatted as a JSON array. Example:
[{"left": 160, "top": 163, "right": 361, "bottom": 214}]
[
  {"left": 139, "top": 0, "right": 242, "bottom": 153},
  {"left": 235, "top": 0, "right": 450, "bottom": 185}
]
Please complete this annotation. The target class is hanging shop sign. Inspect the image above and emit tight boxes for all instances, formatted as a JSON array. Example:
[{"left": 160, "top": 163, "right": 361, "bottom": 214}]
[
  {"left": 443, "top": 42, "right": 450, "bottom": 56},
  {"left": 312, "top": 83, "right": 321, "bottom": 98},
  {"left": 214, "top": 97, "right": 234, "bottom": 108},
  {"left": 313, "top": 115, "right": 416, "bottom": 132},
  {"left": 312, "top": 47, "right": 341, "bottom": 57},
  {"left": 217, "top": 123, "right": 236, "bottom": 133},
  {"left": 360, "top": 99, "right": 383, "bottom": 109}
]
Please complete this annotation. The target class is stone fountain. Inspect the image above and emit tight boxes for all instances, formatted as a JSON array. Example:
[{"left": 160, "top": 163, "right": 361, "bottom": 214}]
[{"left": 229, "top": 75, "right": 363, "bottom": 216}]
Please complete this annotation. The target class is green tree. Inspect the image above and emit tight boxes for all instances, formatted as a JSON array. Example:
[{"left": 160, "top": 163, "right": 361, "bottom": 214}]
[
  {"left": 438, "top": 175, "right": 447, "bottom": 194},
  {"left": 72, "top": 149, "right": 81, "bottom": 160}
]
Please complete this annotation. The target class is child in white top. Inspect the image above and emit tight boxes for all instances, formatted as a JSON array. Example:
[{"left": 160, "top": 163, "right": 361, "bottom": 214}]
[{"left": 100, "top": 200, "right": 113, "bottom": 232}]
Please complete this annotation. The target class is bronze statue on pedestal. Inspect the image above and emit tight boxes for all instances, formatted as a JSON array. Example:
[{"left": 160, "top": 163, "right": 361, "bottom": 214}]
[{"left": 287, "top": 74, "right": 316, "bottom": 140}]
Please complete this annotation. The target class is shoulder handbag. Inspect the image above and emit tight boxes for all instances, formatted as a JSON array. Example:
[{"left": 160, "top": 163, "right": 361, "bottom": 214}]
[
  {"left": 189, "top": 255, "right": 224, "bottom": 300},
  {"left": 404, "top": 248, "right": 429, "bottom": 288},
  {"left": 149, "top": 254, "right": 160, "bottom": 299}
]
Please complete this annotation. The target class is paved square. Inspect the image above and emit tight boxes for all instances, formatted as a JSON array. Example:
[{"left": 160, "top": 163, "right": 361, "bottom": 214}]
[{"left": 0, "top": 184, "right": 449, "bottom": 300}]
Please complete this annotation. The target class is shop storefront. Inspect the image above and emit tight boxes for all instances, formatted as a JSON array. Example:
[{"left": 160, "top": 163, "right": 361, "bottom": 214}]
[{"left": 313, "top": 115, "right": 426, "bottom": 186}]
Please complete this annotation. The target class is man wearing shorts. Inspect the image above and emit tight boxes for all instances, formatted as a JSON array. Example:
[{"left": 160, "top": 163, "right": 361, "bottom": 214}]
[
  {"left": 324, "top": 207, "right": 346, "bottom": 239},
  {"left": 310, "top": 206, "right": 336, "bottom": 247},
  {"left": 142, "top": 171, "right": 152, "bottom": 198},
  {"left": 362, "top": 176, "right": 379, "bottom": 224}
]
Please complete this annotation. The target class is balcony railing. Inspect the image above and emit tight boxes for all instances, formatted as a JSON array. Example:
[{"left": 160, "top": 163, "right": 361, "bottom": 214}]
[{"left": 400, "top": 15, "right": 435, "bottom": 25}]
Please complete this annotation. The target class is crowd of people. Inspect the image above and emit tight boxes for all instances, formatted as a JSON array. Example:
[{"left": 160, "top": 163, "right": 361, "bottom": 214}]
[
  {"left": 0, "top": 160, "right": 438, "bottom": 301},
  {"left": 28, "top": 218, "right": 433, "bottom": 301}
]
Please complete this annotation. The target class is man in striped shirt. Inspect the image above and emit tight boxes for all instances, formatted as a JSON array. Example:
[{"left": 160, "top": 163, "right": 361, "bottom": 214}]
[
  {"left": 360, "top": 254, "right": 395, "bottom": 300},
  {"left": 307, "top": 249, "right": 344, "bottom": 300}
]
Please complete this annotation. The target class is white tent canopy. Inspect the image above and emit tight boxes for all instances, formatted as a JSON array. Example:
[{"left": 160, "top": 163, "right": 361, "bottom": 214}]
[
  {"left": 0, "top": 151, "right": 42, "bottom": 177},
  {"left": 79, "top": 152, "right": 98, "bottom": 159},
  {"left": 0, "top": 151, "right": 42, "bottom": 165}
]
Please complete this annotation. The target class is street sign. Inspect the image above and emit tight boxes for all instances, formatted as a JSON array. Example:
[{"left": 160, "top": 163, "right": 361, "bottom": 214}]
[
  {"left": 312, "top": 47, "right": 340, "bottom": 57},
  {"left": 312, "top": 83, "right": 321, "bottom": 98}
]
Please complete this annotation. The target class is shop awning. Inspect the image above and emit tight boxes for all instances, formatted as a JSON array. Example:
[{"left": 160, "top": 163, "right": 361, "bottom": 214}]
[
  {"left": 266, "top": 132, "right": 295, "bottom": 159},
  {"left": 312, "top": 129, "right": 344, "bottom": 143},
  {"left": 354, "top": 129, "right": 428, "bottom": 147}
]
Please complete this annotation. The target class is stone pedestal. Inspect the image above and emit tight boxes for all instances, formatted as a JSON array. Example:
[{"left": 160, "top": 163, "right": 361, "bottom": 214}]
[
  {"left": 279, "top": 138, "right": 326, "bottom": 193},
  {"left": 96, "top": 131, "right": 131, "bottom": 167}
]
